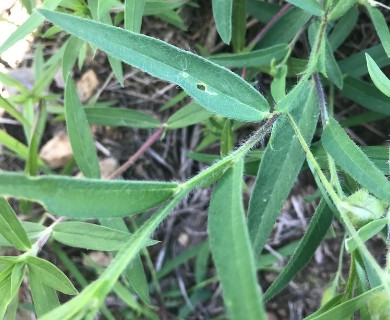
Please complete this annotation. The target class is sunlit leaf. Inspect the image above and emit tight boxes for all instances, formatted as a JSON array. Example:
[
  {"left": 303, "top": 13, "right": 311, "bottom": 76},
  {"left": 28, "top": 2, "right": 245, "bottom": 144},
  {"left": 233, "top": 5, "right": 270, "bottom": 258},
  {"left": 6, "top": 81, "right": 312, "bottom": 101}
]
[
  {"left": 0, "top": 172, "right": 179, "bottom": 218},
  {"left": 209, "top": 159, "right": 266, "bottom": 319},
  {"left": 38, "top": 9, "right": 270, "bottom": 122}
]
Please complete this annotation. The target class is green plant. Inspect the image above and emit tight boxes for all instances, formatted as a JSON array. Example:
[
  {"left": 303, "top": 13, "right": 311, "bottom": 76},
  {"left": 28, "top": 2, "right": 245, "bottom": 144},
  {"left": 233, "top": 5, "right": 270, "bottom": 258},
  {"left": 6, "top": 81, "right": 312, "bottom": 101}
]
[{"left": 0, "top": 0, "right": 390, "bottom": 318}]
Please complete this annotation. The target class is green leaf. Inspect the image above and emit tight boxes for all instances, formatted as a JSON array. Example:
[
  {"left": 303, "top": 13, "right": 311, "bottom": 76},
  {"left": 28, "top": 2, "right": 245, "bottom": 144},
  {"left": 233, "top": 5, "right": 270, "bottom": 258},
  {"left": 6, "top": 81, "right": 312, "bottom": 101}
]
[
  {"left": 341, "top": 77, "right": 390, "bottom": 115},
  {"left": 328, "top": 0, "right": 358, "bottom": 21},
  {"left": 212, "top": 0, "right": 233, "bottom": 44},
  {"left": 26, "top": 256, "right": 78, "bottom": 295},
  {"left": 256, "top": 7, "right": 311, "bottom": 49},
  {"left": 0, "top": 95, "right": 30, "bottom": 128},
  {"left": 328, "top": 6, "right": 359, "bottom": 51},
  {"left": 98, "top": 218, "right": 151, "bottom": 304},
  {"left": 231, "top": 0, "right": 246, "bottom": 52},
  {"left": 38, "top": 9, "right": 270, "bottom": 122},
  {"left": 125, "top": 0, "right": 145, "bottom": 33},
  {"left": 270, "top": 64, "right": 288, "bottom": 102},
  {"left": 39, "top": 189, "right": 188, "bottom": 320},
  {"left": 286, "top": 0, "right": 323, "bottom": 16},
  {"left": 366, "top": 53, "right": 390, "bottom": 97},
  {"left": 157, "top": 241, "right": 209, "bottom": 279},
  {"left": 65, "top": 77, "right": 101, "bottom": 179},
  {"left": 209, "top": 159, "right": 266, "bottom": 320},
  {"left": 322, "top": 118, "right": 390, "bottom": 203},
  {"left": 85, "top": 107, "right": 161, "bottom": 128},
  {"left": 29, "top": 267, "right": 60, "bottom": 317},
  {"left": 366, "top": 4, "right": 390, "bottom": 57},
  {"left": 0, "top": 197, "right": 31, "bottom": 251},
  {"left": 345, "top": 218, "right": 388, "bottom": 253},
  {"left": 0, "top": 263, "right": 25, "bottom": 319},
  {"left": 167, "top": 103, "right": 213, "bottom": 129},
  {"left": 0, "top": 72, "right": 28, "bottom": 94},
  {"left": 305, "top": 286, "right": 383, "bottom": 320},
  {"left": 26, "top": 103, "right": 47, "bottom": 176},
  {"left": 0, "top": 222, "right": 45, "bottom": 247},
  {"left": 62, "top": 36, "right": 84, "bottom": 80},
  {"left": 209, "top": 44, "right": 289, "bottom": 68},
  {"left": 0, "top": 172, "right": 179, "bottom": 218},
  {"left": 248, "top": 83, "right": 319, "bottom": 259},
  {"left": 52, "top": 221, "right": 156, "bottom": 251},
  {"left": 263, "top": 200, "right": 333, "bottom": 302}
]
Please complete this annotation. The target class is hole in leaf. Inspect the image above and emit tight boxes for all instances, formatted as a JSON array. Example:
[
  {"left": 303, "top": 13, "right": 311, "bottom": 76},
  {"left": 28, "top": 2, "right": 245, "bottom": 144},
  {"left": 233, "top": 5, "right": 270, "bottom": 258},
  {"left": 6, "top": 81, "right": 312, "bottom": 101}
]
[{"left": 196, "top": 83, "right": 206, "bottom": 91}]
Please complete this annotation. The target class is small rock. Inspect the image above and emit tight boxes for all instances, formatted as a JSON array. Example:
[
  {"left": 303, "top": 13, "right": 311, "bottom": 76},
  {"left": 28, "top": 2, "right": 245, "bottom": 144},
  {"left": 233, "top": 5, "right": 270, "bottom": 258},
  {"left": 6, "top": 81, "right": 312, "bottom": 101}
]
[
  {"left": 77, "top": 69, "right": 99, "bottom": 102},
  {"left": 39, "top": 131, "right": 73, "bottom": 168}
]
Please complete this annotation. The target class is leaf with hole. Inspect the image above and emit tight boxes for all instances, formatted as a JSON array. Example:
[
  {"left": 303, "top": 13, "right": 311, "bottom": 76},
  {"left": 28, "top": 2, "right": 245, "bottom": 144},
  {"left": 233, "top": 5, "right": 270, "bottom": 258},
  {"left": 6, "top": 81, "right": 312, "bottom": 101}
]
[{"left": 38, "top": 9, "right": 270, "bottom": 122}]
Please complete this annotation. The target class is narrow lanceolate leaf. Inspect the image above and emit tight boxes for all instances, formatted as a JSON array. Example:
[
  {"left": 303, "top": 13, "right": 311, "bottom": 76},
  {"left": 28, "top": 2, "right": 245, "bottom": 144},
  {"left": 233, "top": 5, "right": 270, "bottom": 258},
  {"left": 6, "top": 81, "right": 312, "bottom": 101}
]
[
  {"left": 209, "top": 44, "right": 289, "bottom": 68},
  {"left": 125, "top": 0, "right": 145, "bottom": 33},
  {"left": 366, "top": 53, "right": 390, "bottom": 97},
  {"left": 248, "top": 83, "right": 319, "bottom": 259},
  {"left": 263, "top": 200, "right": 333, "bottom": 302},
  {"left": 345, "top": 218, "right": 388, "bottom": 253},
  {"left": 167, "top": 103, "right": 213, "bottom": 129},
  {"left": 328, "top": 0, "right": 358, "bottom": 21},
  {"left": 52, "top": 221, "right": 156, "bottom": 251},
  {"left": 65, "top": 77, "right": 100, "bottom": 179},
  {"left": 26, "top": 256, "right": 77, "bottom": 295},
  {"left": 209, "top": 159, "right": 266, "bottom": 320},
  {"left": 286, "top": 0, "right": 323, "bottom": 16},
  {"left": 212, "top": 0, "right": 233, "bottom": 44},
  {"left": 38, "top": 10, "right": 269, "bottom": 122},
  {"left": 231, "top": 0, "right": 246, "bottom": 52},
  {"left": 39, "top": 189, "right": 188, "bottom": 320},
  {"left": 0, "top": 172, "right": 179, "bottom": 218},
  {"left": 322, "top": 118, "right": 390, "bottom": 203},
  {"left": 305, "top": 286, "right": 383, "bottom": 320},
  {"left": 85, "top": 107, "right": 161, "bottom": 129},
  {"left": 366, "top": 4, "right": 390, "bottom": 57},
  {"left": 0, "top": 198, "right": 31, "bottom": 251},
  {"left": 29, "top": 269, "right": 60, "bottom": 318}
]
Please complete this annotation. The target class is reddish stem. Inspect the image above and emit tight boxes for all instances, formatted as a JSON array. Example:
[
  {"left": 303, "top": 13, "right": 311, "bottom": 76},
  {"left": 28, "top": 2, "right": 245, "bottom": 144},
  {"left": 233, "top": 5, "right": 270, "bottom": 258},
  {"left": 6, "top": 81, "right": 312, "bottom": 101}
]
[
  {"left": 249, "top": 3, "right": 292, "bottom": 47},
  {"left": 108, "top": 127, "right": 164, "bottom": 179}
]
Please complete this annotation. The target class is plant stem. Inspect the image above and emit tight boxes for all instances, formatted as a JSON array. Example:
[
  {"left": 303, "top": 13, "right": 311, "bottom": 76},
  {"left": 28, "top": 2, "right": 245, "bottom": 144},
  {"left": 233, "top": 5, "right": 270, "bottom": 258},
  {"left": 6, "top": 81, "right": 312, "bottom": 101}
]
[
  {"left": 287, "top": 113, "right": 390, "bottom": 294},
  {"left": 108, "top": 126, "right": 164, "bottom": 179},
  {"left": 182, "top": 114, "right": 279, "bottom": 191}
]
